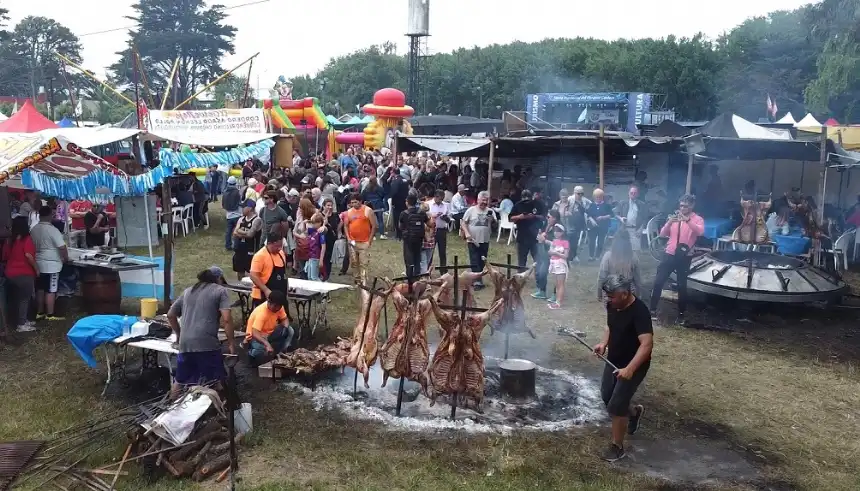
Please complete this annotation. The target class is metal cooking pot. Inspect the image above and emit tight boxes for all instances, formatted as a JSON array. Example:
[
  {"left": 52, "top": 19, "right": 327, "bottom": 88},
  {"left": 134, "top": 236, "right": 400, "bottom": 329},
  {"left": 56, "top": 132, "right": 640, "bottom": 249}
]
[{"left": 498, "top": 359, "right": 536, "bottom": 399}]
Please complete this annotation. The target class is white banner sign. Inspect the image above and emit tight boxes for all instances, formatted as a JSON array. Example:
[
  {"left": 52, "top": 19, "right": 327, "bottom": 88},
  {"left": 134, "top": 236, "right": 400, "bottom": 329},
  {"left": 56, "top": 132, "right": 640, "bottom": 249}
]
[{"left": 147, "top": 108, "right": 267, "bottom": 134}]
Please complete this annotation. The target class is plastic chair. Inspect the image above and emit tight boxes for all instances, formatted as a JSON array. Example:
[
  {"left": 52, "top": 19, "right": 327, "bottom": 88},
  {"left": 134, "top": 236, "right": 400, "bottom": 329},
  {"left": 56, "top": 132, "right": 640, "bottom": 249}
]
[
  {"left": 172, "top": 208, "right": 187, "bottom": 236},
  {"left": 496, "top": 210, "right": 517, "bottom": 244},
  {"left": 823, "top": 230, "right": 855, "bottom": 271},
  {"left": 181, "top": 204, "right": 195, "bottom": 233}
]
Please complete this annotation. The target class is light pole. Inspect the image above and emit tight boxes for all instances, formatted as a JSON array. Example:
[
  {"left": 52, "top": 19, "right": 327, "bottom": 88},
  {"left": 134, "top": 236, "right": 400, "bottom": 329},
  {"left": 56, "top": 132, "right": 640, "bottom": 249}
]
[{"left": 477, "top": 86, "right": 483, "bottom": 119}]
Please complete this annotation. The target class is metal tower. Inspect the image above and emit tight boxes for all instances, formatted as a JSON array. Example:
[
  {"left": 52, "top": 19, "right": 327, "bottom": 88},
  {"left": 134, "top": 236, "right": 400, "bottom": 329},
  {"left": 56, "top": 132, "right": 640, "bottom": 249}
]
[{"left": 406, "top": 0, "right": 430, "bottom": 112}]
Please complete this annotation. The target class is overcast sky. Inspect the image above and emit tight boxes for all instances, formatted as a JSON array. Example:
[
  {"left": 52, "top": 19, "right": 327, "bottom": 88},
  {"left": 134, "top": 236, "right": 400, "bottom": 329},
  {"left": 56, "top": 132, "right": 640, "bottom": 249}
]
[{"left": 6, "top": 0, "right": 816, "bottom": 91}]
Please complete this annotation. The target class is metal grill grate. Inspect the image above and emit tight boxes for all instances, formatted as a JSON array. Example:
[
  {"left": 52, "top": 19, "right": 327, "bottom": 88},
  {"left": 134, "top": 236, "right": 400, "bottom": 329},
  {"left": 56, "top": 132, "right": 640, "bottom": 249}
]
[{"left": 0, "top": 441, "right": 44, "bottom": 491}]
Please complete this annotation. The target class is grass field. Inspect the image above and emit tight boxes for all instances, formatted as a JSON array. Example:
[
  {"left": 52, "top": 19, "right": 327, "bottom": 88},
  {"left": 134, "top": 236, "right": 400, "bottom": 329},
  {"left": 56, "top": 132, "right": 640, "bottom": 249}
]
[{"left": 2, "top": 207, "right": 860, "bottom": 490}]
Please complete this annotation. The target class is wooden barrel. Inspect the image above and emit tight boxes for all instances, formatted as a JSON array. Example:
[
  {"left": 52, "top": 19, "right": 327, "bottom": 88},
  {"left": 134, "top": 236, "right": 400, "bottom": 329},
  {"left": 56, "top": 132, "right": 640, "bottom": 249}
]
[{"left": 80, "top": 270, "right": 122, "bottom": 314}]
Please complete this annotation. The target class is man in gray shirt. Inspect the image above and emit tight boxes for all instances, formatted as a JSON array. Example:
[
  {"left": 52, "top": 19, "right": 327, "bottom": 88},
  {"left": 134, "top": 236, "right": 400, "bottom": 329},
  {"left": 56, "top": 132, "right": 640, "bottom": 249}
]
[
  {"left": 167, "top": 266, "right": 235, "bottom": 392},
  {"left": 259, "top": 190, "right": 290, "bottom": 237},
  {"left": 461, "top": 191, "right": 496, "bottom": 289}
]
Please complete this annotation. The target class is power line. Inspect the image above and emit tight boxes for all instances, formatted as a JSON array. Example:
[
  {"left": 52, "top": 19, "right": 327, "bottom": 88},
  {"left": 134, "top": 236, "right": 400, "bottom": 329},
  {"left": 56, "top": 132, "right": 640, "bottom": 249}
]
[{"left": 78, "top": 0, "right": 271, "bottom": 38}]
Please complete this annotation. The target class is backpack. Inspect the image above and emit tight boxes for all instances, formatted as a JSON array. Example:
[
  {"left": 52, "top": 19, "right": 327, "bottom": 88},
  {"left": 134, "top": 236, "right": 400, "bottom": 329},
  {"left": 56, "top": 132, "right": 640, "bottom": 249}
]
[
  {"left": 402, "top": 208, "right": 428, "bottom": 244},
  {"left": 293, "top": 220, "right": 310, "bottom": 261}
]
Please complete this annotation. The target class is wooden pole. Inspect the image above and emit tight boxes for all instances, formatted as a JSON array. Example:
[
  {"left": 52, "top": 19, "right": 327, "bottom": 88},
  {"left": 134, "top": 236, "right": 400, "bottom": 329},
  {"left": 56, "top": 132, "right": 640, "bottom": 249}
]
[
  {"left": 685, "top": 153, "right": 694, "bottom": 194},
  {"left": 817, "top": 127, "right": 828, "bottom": 223},
  {"left": 161, "top": 56, "right": 181, "bottom": 110},
  {"left": 54, "top": 52, "right": 135, "bottom": 106},
  {"left": 173, "top": 52, "right": 260, "bottom": 110},
  {"left": 241, "top": 58, "right": 254, "bottom": 108},
  {"left": 486, "top": 139, "right": 495, "bottom": 198},
  {"left": 162, "top": 179, "right": 174, "bottom": 308},
  {"left": 134, "top": 48, "right": 155, "bottom": 109},
  {"left": 598, "top": 124, "right": 605, "bottom": 189}
]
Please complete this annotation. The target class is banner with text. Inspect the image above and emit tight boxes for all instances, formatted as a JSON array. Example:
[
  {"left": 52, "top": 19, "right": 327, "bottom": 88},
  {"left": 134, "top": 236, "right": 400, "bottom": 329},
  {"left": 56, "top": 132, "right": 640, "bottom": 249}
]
[{"left": 147, "top": 108, "right": 267, "bottom": 134}]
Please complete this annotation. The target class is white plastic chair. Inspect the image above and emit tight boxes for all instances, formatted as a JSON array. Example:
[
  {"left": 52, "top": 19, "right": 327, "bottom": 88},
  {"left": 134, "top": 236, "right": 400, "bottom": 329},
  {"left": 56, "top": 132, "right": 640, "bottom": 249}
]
[
  {"left": 172, "top": 208, "right": 187, "bottom": 236},
  {"left": 496, "top": 210, "right": 517, "bottom": 244},
  {"left": 182, "top": 204, "right": 195, "bottom": 233},
  {"left": 822, "top": 230, "right": 855, "bottom": 271}
]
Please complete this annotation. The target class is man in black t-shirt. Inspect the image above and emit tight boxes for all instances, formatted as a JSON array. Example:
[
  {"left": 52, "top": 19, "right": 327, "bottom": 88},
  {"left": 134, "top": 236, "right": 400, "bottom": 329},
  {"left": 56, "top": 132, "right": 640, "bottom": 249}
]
[
  {"left": 510, "top": 190, "right": 545, "bottom": 272},
  {"left": 84, "top": 204, "right": 110, "bottom": 248},
  {"left": 593, "top": 274, "right": 653, "bottom": 462}
]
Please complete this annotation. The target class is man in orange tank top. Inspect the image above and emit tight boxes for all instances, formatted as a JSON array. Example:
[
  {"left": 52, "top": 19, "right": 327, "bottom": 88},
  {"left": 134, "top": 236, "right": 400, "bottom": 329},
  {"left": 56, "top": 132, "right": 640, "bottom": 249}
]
[{"left": 343, "top": 193, "right": 377, "bottom": 285}]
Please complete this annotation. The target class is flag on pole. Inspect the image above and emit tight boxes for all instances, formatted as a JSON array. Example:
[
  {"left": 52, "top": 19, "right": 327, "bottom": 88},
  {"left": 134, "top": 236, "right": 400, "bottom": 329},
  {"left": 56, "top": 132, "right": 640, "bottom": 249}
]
[{"left": 766, "top": 94, "right": 778, "bottom": 118}]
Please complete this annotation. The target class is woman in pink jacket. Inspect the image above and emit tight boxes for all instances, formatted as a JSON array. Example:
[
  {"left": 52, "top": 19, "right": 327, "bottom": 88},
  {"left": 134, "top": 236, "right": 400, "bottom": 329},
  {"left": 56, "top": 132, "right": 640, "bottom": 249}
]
[{"left": 649, "top": 194, "right": 704, "bottom": 325}]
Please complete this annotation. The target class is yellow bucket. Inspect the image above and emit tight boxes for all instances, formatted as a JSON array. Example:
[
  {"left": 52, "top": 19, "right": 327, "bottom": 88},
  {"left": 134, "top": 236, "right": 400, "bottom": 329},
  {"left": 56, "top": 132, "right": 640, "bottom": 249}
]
[{"left": 140, "top": 298, "right": 158, "bottom": 319}]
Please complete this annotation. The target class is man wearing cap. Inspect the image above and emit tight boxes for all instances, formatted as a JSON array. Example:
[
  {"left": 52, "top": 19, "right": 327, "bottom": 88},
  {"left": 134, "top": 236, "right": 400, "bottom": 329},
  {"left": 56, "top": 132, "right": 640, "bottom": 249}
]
[
  {"left": 222, "top": 176, "right": 242, "bottom": 251},
  {"left": 167, "top": 266, "right": 235, "bottom": 393}
]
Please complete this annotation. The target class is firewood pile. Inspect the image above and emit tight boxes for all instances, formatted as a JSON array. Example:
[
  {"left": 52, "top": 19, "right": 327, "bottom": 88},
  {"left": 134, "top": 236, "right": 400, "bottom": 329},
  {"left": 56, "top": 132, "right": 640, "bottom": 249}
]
[
  {"left": 14, "top": 385, "right": 242, "bottom": 489},
  {"left": 129, "top": 414, "right": 240, "bottom": 482}
]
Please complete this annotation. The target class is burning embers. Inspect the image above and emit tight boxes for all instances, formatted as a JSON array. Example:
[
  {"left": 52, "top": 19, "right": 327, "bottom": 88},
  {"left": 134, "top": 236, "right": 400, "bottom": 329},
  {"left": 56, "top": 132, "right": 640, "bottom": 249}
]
[
  {"left": 270, "top": 258, "right": 604, "bottom": 431},
  {"left": 289, "top": 358, "right": 604, "bottom": 432}
]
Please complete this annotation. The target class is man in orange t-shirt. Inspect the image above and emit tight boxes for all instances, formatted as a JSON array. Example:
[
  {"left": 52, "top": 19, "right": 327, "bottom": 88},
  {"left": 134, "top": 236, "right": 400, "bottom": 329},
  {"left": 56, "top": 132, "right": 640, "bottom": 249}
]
[
  {"left": 248, "top": 231, "right": 289, "bottom": 308},
  {"left": 245, "top": 290, "right": 294, "bottom": 362},
  {"left": 343, "top": 193, "right": 376, "bottom": 285}
]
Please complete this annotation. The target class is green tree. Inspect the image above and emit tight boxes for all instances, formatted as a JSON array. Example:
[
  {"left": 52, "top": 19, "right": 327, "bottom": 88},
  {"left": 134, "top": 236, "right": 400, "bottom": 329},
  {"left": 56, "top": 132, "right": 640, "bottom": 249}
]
[
  {"left": 717, "top": 8, "right": 821, "bottom": 121},
  {"left": 2, "top": 16, "right": 82, "bottom": 100},
  {"left": 0, "top": 2, "right": 10, "bottom": 41},
  {"left": 109, "top": 0, "right": 236, "bottom": 109},
  {"left": 212, "top": 74, "right": 249, "bottom": 108},
  {"left": 804, "top": 0, "right": 860, "bottom": 119}
]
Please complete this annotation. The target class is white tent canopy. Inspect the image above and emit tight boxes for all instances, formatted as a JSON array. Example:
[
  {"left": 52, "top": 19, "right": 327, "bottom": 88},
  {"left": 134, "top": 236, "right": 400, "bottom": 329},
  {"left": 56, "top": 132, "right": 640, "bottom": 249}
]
[
  {"left": 795, "top": 113, "right": 822, "bottom": 127},
  {"left": 40, "top": 127, "right": 142, "bottom": 148},
  {"left": 776, "top": 112, "right": 796, "bottom": 125},
  {"left": 142, "top": 129, "right": 278, "bottom": 147}
]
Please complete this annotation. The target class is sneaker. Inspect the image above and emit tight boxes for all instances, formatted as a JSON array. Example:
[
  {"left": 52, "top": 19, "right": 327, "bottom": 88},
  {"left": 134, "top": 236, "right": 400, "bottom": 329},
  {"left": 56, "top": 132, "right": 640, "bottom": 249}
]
[
  {"left": 572, "top": 256, "right": 580, "bottom": 264},
  {"left": 380, "top": 234, "right": 388, "bottom": 240},
  {"left": 36, "top": 313, "right": 45, "bottom": 320},
  {"left": 628, "top": 405, "right": 645, "bottom": 435},
  {"left": 46, "top": 315, "right": 66, "bottom": 321},
  {"left": 548, "top": 302, "right": 561, "bottom": 310},
  {"left": 600, "top": 443, "right": 626, "bottom": 462},
  {"left": 530, "top": 290, "right": 547, "bottom": 300},
  {"left": 546, "top": 295, "right": 556, "bottom": 303},
  {"left": 676, "top": 313, "right": 687, "bottom": 327},
  {"left": 16, "top": 324, "right": 36, "bottom": 333},
  {"left": 650, "top": 311, "right": 658, "bottom": 323}
]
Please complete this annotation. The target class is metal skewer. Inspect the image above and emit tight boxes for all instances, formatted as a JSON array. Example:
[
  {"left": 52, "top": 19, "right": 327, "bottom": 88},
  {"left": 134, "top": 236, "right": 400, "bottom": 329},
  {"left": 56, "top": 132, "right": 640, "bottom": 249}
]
[{"left": 557, "top": 327, "right": 619, "bottom": 371}]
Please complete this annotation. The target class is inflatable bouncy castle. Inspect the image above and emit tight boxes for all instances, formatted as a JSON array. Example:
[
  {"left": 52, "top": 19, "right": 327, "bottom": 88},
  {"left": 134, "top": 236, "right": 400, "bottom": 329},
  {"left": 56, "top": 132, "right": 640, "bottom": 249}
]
[
  {"left": 264, "top": 97, "right": 329, "bottom": 132},
  {"left": 335, "top": 88, "right": 414, "bottom": 150}
]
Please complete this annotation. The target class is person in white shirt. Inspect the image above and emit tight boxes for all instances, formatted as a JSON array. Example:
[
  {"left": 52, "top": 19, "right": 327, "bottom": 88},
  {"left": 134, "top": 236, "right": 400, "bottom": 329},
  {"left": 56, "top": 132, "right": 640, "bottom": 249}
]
[
  {"left": 30, "top": 206, "right": 68, "bottom": 321},
  {"left": 428, "top": 190, "right": 450, "bottom": 268},
  {"left": 450, "top": 184, "right": 468, "bottom": 230},
  {"left": 614, "top": 186, "right": 649, "bottom": 252}
]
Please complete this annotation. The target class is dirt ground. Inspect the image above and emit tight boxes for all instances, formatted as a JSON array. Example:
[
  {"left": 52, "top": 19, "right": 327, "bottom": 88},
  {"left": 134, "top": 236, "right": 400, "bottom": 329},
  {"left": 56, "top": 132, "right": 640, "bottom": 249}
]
[{"left": 2, "top": 208, "right": 860, "bottom": 491}]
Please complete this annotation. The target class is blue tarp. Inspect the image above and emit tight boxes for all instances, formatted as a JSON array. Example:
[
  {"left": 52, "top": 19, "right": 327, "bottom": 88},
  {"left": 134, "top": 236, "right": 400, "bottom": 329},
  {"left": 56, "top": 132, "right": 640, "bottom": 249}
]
[
  {"left": 67, "top": 315, "right": 125, "bottom": 367},
  {"left": 57, "top": 117, "right": 75, "bottom": 128}
]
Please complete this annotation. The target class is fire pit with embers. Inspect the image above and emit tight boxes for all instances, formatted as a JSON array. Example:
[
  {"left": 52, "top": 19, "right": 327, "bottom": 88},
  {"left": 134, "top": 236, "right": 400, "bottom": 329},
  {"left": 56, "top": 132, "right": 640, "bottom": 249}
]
[
  {"left": 283, "top": 357, "right": 604, "bottom": 433},
  {"left": 687, "top": 250, "right": 848, "bottom": 303}
]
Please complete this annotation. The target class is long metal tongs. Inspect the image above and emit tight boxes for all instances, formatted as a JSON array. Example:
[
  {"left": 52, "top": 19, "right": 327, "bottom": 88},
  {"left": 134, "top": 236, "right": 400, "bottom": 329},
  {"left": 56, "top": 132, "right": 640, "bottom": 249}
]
[{"left": 556, "top": 327, "right": 619, "bottom": 371}]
